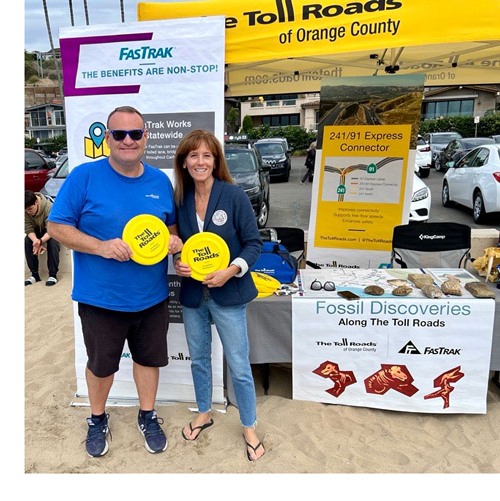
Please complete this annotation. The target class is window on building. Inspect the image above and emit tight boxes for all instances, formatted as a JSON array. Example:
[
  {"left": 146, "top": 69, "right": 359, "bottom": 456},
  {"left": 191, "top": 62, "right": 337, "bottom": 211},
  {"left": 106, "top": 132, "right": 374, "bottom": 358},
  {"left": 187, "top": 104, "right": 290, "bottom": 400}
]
[
  {"left": 422, "top": 99, "right": 474, "bottom": 120},
  {"left": 53, "top": 110, "right": 65, "bottom": 126},
  {"left": 31, "top": 110, "right": 48, "bottom": 127},
  {"left": 262, "top": 114, "right": 300, "bottom": 127}
]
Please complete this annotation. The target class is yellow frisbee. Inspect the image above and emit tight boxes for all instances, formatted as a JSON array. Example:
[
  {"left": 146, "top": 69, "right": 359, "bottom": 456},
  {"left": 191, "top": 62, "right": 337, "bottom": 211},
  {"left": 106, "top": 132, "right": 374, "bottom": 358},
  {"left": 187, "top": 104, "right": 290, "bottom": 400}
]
[
  {"left": 122, "top": 214, "right": 170, "bottom": 266},
  {"left": 181, "top": 232, "right": 230, "bottom": 281}
]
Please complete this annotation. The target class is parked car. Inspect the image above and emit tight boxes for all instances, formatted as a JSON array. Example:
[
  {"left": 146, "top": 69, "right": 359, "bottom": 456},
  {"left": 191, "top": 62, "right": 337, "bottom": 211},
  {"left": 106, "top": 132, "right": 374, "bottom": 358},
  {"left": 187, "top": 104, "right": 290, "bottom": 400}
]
[
  {"left": 40, "top": 155, "right": 69, "bottom": 199},
  {"left": 422, "top": 132, "right": 462, "bottom": 168},
  {"left": 224, "top": 145, "right": 271, "bottom": 228},
  {"left": 491, "top": 135, "right": 500, "bottom": 143},
  {"left": 415, "top": 135, "right": 431, "bottom": 178},
  {"left": 435, "top": 137, "right": 495, "bottom": 172},
  {"left": 25, "top": 148, "right": 56, "bottom": 192},
  {"left": 253, "top": 138, "right": 291, "bottom": 181},
  {"left": 56, "top": 147, "right": 68, "bottom": 158},
  {"left": 441, "top": 144, "right": 500, "bottom": 223},
  {"left": 55, "top": 153, "right": 68, "bottom": 169},
  {"left": 409, "top": 166, "right": 431, "bottom": 223}
]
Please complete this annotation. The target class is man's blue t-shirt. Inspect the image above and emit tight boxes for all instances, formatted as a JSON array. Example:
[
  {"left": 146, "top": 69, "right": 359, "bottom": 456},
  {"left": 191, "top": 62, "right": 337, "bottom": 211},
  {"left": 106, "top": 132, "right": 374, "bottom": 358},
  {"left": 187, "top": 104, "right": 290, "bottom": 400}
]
[{"left": 48, "top": 158, "right": 176, "bottom": 312}]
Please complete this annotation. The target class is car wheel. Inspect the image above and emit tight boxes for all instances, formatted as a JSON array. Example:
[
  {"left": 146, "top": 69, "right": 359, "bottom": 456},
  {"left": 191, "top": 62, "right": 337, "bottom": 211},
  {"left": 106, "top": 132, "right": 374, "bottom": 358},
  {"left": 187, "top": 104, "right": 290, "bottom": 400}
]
[
  {"left": 419, "top": 168, "right": 429, "bottom": 179},
  {"left": 473, "top": 191, "right": 486, "bottom": 223},
  {"left": 435, "top": 158, "right": 442, "bottom": 172},
  {"left": 257, "top": 198, "right": 269, "bottom": 228},
  {"left": 442, "top": 181, "right": 453, "bottom": 207}
]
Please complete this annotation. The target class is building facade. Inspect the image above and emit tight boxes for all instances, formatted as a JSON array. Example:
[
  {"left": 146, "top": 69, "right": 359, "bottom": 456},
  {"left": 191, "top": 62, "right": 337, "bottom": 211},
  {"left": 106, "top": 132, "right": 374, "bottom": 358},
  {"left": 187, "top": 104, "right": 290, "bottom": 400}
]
[{"left": 238, "top": 85, "right": 500, "bottom": 132}]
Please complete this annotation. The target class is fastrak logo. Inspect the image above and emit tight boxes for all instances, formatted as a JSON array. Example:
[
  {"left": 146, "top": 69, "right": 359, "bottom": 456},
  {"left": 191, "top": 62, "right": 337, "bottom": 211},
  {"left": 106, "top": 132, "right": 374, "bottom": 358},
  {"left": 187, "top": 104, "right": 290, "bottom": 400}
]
[{"left": 119, "top": 46, "right": 174, "bottom": 61}]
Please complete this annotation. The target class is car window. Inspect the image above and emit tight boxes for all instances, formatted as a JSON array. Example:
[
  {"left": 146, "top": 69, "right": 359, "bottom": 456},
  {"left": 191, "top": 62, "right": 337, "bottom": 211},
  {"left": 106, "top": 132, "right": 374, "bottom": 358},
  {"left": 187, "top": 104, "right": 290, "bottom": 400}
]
[
  {"left": 25, "top": 151, "right": 46, "bottom": 170},
  {"left": 417, "top": 138, "right": 426, "bottom": 145},
  {"left": 456, "top": 149, "right": 479, "bottom": 168},
  {"left": 254, "top": 142, "right": 285, "bottom": 155},
  {"left": 55, "top": 158, "right": 69, "bottom": 178},
  {"left": 433, "top": 134, "right": 461, "bottom": 144},
  {"left": 446, "top": 141, "right": 457, "bottom": 151},
  {"left": 470, "top": 148, "right": 489, "bottom": 167},
  {"left": 224, "top": 151, "right": 258, "bottom": 174},
  {"left": 463, "top": 138, "right": 495, "bottom": 148}
]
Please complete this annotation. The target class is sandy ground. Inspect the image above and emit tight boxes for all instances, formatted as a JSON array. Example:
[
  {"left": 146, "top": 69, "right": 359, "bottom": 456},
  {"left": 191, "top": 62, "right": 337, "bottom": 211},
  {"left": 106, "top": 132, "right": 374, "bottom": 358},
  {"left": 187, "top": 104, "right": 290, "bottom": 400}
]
[{"left": 25, "top": 271, "right": 500, "bottom": 474}]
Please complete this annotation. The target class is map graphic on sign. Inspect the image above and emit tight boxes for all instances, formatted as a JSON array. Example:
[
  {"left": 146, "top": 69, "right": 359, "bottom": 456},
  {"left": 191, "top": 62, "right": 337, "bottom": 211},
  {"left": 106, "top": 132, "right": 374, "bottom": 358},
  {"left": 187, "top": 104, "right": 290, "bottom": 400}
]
[
  {"left": 364, "top": 365, "right": 418, "bottom": 397},
  {"left": 313, "top": 361, "right": 357, "bottom": 397},
  {"left": 85, "top": 122, "right": 110, "bottom": 159},
  {"left": 322, "top": 156, "right": 403, "bottom": 203}
]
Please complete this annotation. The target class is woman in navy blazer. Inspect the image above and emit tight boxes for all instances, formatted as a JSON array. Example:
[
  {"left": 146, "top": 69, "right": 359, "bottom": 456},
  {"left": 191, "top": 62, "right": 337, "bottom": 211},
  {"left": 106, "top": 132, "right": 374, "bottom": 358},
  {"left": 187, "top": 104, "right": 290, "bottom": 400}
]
[{"left": 173, "top": 130, "right": 265, "bottom": 461}]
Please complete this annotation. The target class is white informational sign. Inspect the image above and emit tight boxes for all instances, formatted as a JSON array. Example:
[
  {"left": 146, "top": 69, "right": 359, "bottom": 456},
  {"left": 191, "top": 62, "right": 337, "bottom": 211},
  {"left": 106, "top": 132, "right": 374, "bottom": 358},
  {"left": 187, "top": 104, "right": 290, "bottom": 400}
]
[
  {"left": 61, "top": 17, "right": 226, "bottom": 405},
  {"left": 293, "top": 270, "right": 495, "bottom": 414}
]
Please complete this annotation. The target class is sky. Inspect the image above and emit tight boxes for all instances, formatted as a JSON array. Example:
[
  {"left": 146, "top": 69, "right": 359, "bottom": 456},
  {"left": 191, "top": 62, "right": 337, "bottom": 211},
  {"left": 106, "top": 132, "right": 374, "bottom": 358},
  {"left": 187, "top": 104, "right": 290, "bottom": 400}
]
[{"left": 25, "top": 0, "right": 194, "bottom": 53}]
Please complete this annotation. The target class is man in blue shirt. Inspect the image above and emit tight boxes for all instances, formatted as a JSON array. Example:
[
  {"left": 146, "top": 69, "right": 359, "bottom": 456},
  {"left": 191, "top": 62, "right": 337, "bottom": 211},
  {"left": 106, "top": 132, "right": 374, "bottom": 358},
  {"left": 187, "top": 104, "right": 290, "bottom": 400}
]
[{"left": 48, "top": 106, "right": 182, "bottom": 457}]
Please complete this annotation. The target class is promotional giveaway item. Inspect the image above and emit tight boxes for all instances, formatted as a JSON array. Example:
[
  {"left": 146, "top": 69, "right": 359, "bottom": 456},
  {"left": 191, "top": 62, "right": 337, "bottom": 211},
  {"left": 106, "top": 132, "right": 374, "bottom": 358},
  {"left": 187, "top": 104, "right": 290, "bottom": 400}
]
[
  {"left": 251, "top": 241, "right": 298, "bottom": 283},
  {"left": 251, "top": 271, "right": 281, "bottom": 298},
  {"left": 122, "top": 214, "right": 170, "bottom": 265},
  {"left": 181, "top": 232, "right": 230, "bottom": 281}
]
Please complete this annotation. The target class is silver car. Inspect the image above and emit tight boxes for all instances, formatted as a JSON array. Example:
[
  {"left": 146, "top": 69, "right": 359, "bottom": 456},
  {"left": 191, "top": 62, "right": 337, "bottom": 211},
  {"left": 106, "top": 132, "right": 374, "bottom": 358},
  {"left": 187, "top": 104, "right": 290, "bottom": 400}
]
[
  {"left": 40, "top": 156, "right": 69, "bottom": 199},
  {"left": 422, "top": 132, "right": 462, "bottom": 168}
]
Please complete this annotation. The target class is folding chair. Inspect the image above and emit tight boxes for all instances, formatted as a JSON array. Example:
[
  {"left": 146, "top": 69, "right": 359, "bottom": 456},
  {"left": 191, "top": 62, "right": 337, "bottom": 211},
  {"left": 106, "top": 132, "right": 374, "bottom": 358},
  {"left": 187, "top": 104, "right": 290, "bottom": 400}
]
[
  {"left": 258, "top": 226, "right": 306, "bottom": 267},
  {"left": 390, "top": 222, "right": 472, "bottom": 269}
]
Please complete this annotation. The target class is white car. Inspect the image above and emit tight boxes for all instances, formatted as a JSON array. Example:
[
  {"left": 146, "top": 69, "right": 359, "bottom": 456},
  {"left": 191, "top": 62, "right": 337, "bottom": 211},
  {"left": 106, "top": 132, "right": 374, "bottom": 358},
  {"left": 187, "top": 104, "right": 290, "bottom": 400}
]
[
  {"left": 409, "top": 169, "right": 431, "bottom": 223},
  {"left": 442, "top": 144, "right": 500, "bottom": 223},
  {"left": 415, "top": 135, "right": 431, "bottom": 178}
]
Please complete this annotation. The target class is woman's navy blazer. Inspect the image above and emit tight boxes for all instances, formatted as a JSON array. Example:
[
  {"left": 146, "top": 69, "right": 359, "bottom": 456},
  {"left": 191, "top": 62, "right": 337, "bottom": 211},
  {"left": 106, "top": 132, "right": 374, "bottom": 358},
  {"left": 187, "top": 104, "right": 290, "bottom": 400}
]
[{"left": 176, "top": 178, "right": 263, "bottom": 307}]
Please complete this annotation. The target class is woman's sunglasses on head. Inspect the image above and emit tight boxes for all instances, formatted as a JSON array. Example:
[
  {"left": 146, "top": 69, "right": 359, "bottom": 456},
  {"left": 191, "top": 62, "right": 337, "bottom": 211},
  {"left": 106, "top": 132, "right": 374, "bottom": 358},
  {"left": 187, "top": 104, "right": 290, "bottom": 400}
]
[
  {"left": 310, "top": 280, "right": 336, "bottom": 291},
  {"left": 108, "top": 129, "right": 145, "bottom": 141}
]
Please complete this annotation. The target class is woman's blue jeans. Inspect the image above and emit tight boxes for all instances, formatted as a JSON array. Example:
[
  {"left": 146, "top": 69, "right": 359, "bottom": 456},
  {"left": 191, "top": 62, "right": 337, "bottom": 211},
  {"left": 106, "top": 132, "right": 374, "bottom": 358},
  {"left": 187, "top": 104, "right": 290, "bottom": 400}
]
[{"left": 182, "top": 289, "right": 257, "bottom": 428}]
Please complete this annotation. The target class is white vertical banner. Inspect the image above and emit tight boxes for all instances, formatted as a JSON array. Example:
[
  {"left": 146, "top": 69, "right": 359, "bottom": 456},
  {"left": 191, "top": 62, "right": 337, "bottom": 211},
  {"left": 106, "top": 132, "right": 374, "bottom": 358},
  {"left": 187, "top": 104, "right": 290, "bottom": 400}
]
[
  {"left": 61, "top": 17, "right": 226, "bottom": 405},
  {"left": 292, "top": 294, "right": 495, "bottom": 414}
]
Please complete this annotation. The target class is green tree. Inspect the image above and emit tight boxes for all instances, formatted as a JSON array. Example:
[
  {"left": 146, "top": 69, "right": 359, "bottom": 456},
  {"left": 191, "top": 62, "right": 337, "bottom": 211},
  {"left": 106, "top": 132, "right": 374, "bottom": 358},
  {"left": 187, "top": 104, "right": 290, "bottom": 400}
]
[
  {"left": 226, "top": 107, "right": 240, "bottom": 133},
  {"left": 419, "top": 115, "right": 500, "bottom": 138},
  {"left": 242, "top": 115, "right": 253, "bottom": 133}
]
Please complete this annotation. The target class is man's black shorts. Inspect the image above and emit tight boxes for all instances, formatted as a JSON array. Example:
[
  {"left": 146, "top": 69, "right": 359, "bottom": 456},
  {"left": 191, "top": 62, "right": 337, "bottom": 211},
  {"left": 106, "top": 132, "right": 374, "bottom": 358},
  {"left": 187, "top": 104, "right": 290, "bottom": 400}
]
[{"left": 78, "top": 299, "right": 169, "bottom": 378}]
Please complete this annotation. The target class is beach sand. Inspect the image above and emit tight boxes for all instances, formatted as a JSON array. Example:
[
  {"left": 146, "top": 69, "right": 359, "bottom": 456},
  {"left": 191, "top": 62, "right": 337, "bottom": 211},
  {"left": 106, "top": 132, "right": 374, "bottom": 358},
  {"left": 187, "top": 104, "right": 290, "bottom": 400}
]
[{"left": 25, "top": 271, "right": 500, "bottom": 474}]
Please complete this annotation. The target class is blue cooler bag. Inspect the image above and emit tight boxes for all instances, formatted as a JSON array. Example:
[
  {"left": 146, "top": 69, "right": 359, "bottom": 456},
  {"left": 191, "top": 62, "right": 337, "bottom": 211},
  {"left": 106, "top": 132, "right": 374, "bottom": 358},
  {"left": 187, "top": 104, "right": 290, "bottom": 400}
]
[{"left": 250, "top": 241, "right": 298, "bottom": 283}]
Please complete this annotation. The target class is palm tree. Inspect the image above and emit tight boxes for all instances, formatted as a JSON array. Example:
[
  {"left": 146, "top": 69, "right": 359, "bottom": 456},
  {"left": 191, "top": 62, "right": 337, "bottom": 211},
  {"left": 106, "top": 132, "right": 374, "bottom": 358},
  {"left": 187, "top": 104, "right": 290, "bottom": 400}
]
[
  {"left": 41, "top": 0, "right": 64, "bottom": 112},
  {"left": 68, "top": 0, "right": 75, "bottom": 26},
  {"left": 83, "top": 0, "right": 90, "bottom": 25}
]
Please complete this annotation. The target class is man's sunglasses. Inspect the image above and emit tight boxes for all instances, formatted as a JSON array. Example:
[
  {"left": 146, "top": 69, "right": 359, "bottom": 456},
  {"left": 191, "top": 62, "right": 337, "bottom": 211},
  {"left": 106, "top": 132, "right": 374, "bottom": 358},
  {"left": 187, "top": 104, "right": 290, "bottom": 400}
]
[
  {"left": 107, "top": 129, "right": 145, "bottom": 141},
  {"left": 310, "top": 280, "right": 336, "bottom": 291}
]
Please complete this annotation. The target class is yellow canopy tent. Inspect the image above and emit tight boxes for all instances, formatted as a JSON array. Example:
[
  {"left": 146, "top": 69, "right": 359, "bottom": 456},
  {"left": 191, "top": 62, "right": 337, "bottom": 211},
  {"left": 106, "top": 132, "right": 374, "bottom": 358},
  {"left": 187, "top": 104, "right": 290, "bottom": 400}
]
[{"left": 138, "top": 0, "right": 500, "bottom": 96}]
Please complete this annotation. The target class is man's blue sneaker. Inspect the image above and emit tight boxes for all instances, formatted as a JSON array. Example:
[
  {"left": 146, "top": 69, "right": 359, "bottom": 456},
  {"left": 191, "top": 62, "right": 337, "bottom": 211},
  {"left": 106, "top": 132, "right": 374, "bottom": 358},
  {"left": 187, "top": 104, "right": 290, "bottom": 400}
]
[
  {"left": 137, "top": 410, "right": 168, "bottom": 453},
  {"left": 85, "top": 414, "right": 110, "bottom": 457}
]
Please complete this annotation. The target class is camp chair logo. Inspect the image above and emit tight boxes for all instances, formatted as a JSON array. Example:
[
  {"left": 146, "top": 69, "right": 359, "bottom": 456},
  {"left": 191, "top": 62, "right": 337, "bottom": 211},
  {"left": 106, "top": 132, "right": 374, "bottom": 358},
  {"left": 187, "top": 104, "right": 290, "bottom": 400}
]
[
  {"left": 85, "top": 122, "right": 110, "bottom": 159},
  {"left": 398, "top": 341, "right": 421, "bottom": 355},
  {"left": 419, "top": 234, "right": 446, "bottom": 240},
  {"left": 313, "top": 360, "right": 356, "bottom": 397},
  {"left": 364, "top": 364, "right": 418, "bottom": 396},
  {"left": 424, "top": 366, "right": 464, "bottom": 409}
]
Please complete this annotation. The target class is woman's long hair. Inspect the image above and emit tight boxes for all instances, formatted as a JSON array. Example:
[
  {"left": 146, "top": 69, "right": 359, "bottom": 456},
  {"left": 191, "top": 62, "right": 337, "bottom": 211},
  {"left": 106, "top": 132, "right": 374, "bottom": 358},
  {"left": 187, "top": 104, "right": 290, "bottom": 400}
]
[{"left": 173, "top": 130, "right": 234, "bottom": 206}]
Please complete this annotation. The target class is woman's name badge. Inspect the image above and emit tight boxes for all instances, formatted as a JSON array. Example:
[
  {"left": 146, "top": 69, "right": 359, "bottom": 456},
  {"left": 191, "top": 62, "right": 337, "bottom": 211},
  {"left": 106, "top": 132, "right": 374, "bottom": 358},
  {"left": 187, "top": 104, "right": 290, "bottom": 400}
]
[{"left": 212, "top": 210, "right": 228, "bottom": 226}]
